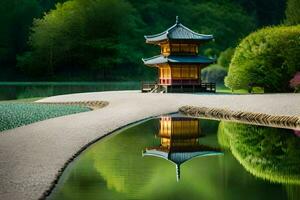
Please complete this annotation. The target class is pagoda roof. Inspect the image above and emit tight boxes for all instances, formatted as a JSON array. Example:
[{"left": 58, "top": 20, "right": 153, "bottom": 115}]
[
  {"left": 143, "top": 149, "right": 221, "bottom": 165},
  {"left": 142, "top": 55, "right": 215, "bottom": 66},
  {"left": 145, "top": 16, "right": 213, "bottom": 44},
  {"left": 143, "top": 145, "right": 222, "bottom": 166},
  {"left": 143, "top": 148, "right": 223, "bottom": 181}
]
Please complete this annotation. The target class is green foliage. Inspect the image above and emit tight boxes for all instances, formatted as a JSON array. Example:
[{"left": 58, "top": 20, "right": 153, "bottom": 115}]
[
  {"left": 217, "top": 48, "right": 235, "bottom": 69},
  {"left": 186, "top": 1, "right": 256, "bottom": 51},
  {"left": 285, "top": 0, "right": 300, "bottom": 25},
  {"left": 0, "top": 0, "right": 287, "bottom": 81},
  {"left": 18, "top": 0, "right": 143, "bottom": 80},
  {"left": 0, "top": 0, "right": 40, "bottom": 65},
  {"left": 218, "top": 121, "right": 300, "bottom": 185},
  {"left": 233, "top": 0, "right": 286, "bottom": 26},
  {"left": 0, "top": 103, "right": 90, "bottom": 132},
  {"left": 16, "top": 0, "right": 257, "bottom": 81},
  {"left": 0, "top": 0, "right": 64, "bottom": 80},
  {"left": 201, "top": 65, "right": 227, "bottom": 84},
  {"left": 225, "top": 25, "right": 300, "bottom": 92}
]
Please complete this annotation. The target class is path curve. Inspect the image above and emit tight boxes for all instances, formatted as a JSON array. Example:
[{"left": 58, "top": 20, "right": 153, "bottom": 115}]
[{"left": 1, "top": 91, "right": 300, "bottom": 200}]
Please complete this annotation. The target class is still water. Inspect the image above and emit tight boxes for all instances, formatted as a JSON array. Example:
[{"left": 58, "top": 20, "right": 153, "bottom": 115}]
[
  {"left": 47, "top": 116, "right": 300, "bottom": 200},
  {"left": 0, "top": 82, "right": 140, "bottom": 100}
]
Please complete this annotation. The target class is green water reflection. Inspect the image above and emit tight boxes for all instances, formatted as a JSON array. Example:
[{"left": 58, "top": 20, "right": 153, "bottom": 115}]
[
  {"left": 48, "top": 117, "right": 300, "bottom": 200},
  {"left": 218, "top": 121, "right": 300, "bottom": 185}
]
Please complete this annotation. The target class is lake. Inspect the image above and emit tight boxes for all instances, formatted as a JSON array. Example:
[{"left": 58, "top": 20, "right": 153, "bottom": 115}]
[
  {"left": 47, "top": 115, "right": 300, "bottom": 200},
  {"left": 0, "top": 82, "right": 140, "bottom": 100}
]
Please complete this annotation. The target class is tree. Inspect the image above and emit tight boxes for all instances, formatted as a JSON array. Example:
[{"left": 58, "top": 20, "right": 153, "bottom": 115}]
[
  {"left": 225, "top": 26, "right": 300, "bottom": 92},
  {"left": 0, "top": 0, "right": 40, "bottom": 70},
  {"left": 285, "top": 0, "right": 300, "bottom": 25},
  {"left": 18, "top": 0, "right": 142, "bottom": 79},
  {"left": 217, "top": 48, "right": 235, "bottom": 69},
  {"left": 201, "top": 65, "right": 227, "bottom": 84},
  {"left": 186, "top": 1, "right": 257, "bottom": 52},
  {"left": 233, "top": 0, "right": 286, "bottom": 26},
  {"left": 18, "top": 0, "right": 256, "bottom": 80}
]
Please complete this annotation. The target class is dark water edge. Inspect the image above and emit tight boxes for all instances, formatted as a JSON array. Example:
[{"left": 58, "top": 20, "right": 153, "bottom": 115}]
[
  {"left": 0, "top": 82, "right": 140, "bottom": 100},
  {"left": 47, "top": 116, "right": 300, "bottom": 200}
]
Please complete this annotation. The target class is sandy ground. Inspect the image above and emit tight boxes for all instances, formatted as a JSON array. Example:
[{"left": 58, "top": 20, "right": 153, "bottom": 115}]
[{"left": 1, "top": 91, "right": 300, "bottom": 200}]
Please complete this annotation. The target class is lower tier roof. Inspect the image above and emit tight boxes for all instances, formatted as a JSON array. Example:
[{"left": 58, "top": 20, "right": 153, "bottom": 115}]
[
  {"left": 143, "top": 149, "right": 222, "bottom": 165},
  {"left": 142, "top": 55, "right": 215, "bottom": 66}
]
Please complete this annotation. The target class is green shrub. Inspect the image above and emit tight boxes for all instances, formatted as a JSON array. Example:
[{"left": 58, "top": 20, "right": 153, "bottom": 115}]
[
  {"left": 201, "top": 64, "right": 227, "bottom": 84},
  {"left": 225, "top": 25, "right": 300, "bottom": 92},
  {"left": 217, "top": 47, "right": 235, "bottom": 69}
]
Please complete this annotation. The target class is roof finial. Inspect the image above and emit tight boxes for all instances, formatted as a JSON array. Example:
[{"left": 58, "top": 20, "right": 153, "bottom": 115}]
[
  {"left": 176, "top": 164, "right": 181, "bottom": 182},
  {"left": 176, "top": 16, "right": 179, "bottom": 24}
]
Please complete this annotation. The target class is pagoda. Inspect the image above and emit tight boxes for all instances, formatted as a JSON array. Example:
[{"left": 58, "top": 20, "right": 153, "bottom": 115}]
[
  {"left": 142, "top": 16, "right": 216, "bottom": 93},
  {"left": 143, "top": 116, "right": 222, "bottom": 181}
]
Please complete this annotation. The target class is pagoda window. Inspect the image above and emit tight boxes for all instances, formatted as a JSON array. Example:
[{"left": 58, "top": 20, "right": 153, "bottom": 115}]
[
  {"left": 182, "top": 68, "right": 189, "bottom": 78},
  {"left": 172, "top": 67, "right": 181, "bottom": 78},
  {"left": 169, "top": 44, "right": 198, "bottom": 55},
  {"left": 171, "top": 65, "right": 199, "bottom": 79}
]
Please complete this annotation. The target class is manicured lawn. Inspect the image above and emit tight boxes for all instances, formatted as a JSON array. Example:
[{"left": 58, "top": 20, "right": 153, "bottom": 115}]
[
  {"left": 216, "top": 85, "right": 264, "bottom": 94},
  {"left": 0, "top": 101, "right": 90, "bottom": 132},
  {"left": 216, "top": 85, "right": 248, "bottom": 94}
]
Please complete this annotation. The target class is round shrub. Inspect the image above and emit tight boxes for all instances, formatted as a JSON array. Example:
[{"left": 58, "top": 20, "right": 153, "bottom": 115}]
[
  {"left": 217, "top": 47, "right": 235, "bottom": 69},
  {"left": 225, "top": 25, "right": 300, "bottom": 92},
  {"left": 201, "top": 64, "right": 227, "bottom": 84}
]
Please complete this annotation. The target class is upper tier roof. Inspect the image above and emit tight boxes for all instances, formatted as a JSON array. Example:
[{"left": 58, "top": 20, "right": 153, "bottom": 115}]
[
  {"left": 142, "top": 55, "right": 215, "bottom": 66},
  {"left": 145, "top": 16, "right": 214, "bottom": 44}
]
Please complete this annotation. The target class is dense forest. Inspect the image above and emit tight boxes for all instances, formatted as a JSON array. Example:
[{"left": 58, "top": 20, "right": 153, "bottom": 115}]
[{"left": 0, "top": 0, "right": 286, "bottom": 81}]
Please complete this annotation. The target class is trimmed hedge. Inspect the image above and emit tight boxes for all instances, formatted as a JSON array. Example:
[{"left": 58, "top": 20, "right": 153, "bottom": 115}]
[{"left": 225, "top": 25, "right": 300, "bottom": 92}]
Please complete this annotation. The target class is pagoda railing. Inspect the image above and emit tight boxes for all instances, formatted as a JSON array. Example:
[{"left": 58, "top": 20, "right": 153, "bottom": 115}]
[
  {"left": 200, "top": 82, "right": 216, "bottom": 92},
  {"left": 141, "top": 81, "right": 157, "bottom": 93},
  {"left": 141, "top": 81, "right": 215, "bottom": 93},
  {"left": 159, "top": 78, "right": 200, "bottom": 85}
]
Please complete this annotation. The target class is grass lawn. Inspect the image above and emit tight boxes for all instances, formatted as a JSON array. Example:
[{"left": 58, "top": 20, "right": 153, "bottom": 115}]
[
  {"left": 216, "top": 85, "right": 264, "bottom": 94},
  {"left": 216, "top": 85, "right": 248, "bottom": 94},
  {"left": 0, "top": 98, "right": 90, "bottom": 132}
]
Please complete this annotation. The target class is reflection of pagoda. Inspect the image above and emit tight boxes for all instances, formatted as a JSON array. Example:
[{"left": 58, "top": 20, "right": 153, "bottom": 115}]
[{"left": 143, "top": 116, "right": 222, "bottom": 181}]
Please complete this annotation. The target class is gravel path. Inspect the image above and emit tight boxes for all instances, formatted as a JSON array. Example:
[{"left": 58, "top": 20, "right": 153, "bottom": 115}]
[{"left": 1, "top": 91, "right": 300, "bottom": 200}]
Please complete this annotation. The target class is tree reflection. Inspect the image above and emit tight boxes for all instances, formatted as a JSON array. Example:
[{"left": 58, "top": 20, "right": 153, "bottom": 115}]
[{"left": 218, "top": 121, "right": 300, "bottom": 185}]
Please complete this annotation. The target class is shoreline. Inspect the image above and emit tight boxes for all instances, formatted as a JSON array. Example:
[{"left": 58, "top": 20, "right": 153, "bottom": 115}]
[
  {"left": 41, "top": 114, "right": 162, "bottom": 199},
  {"left": 1, "top": 91, "right": 300, "bottom": 200},
  {"left": 179, "top": 106, "right": 300, "bottom": 130}
]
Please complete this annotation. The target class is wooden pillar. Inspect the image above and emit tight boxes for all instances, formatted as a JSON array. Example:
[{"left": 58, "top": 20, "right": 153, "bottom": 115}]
[{"left": 198, "top": 66, "right": 201, "bottom": 83}]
